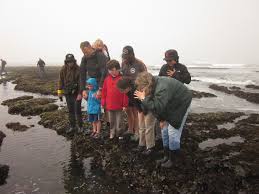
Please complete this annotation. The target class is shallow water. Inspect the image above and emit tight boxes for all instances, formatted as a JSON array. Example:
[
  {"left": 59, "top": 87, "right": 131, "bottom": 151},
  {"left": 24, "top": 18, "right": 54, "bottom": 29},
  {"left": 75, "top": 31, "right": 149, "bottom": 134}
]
[
  {"left": 198, "top": 136, "right": 245, "bottom": 150},
  {"left": 0, "top": 82, "right": 117, "bottom": 194},
  {"left": 149, "top": 64, "right": 259, "bottom": 114}
]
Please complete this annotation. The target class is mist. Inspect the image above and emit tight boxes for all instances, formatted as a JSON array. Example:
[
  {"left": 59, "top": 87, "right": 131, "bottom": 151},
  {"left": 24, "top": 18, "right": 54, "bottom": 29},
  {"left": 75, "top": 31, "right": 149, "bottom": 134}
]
[{"left": 0, "top": 0, "right": 258, "bottom": 66}]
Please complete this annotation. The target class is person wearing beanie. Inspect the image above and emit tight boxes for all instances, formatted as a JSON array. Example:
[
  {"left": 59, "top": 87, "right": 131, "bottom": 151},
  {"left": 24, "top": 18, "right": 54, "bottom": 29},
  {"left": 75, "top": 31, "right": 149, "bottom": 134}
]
[
  {"left": 58, "top": 54, "right": 83, "bottom": 134},
  {"left": 121, "top": 45, "right": 147, "bottom": 142},
  {"left": 158, "top": 49, "right": 191, "bottom": 84}
]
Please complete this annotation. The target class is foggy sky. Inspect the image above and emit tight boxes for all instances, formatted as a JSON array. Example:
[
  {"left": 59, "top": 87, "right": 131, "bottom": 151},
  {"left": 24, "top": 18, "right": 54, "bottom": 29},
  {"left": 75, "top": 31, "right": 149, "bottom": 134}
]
[{"left": 0, "top": 0, "right": 258, "bottom": 66}]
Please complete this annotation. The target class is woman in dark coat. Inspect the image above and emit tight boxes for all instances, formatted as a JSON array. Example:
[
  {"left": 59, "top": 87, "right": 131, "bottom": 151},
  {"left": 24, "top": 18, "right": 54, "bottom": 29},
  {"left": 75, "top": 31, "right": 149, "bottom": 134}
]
[{"left": 134, "top": 72, "right": 192, "bottom": 168}]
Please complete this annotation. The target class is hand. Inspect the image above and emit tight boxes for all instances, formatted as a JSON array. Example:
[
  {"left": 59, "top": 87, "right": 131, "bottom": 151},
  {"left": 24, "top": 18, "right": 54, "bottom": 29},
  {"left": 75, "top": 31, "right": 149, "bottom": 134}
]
[
  {"left": 122, "top": 107, "right": 126, "bottom": 111},
  {"left": 134, "top": 90, "right": 145, "bottom": 101},
  {"left": 97, "top": 89, "right": 102, "bottom": 97},
  {"left": 167, "top": 69, "right": 175, "bottom": 77},
  {"left": 159, "top": 121, "right": 167, "bottom": 129},
  {"left": 76, "top": 94, "right": 82, "bottom": 101},
  {"left": 82, "top": 90, "right": 88, "bottom": 99}
]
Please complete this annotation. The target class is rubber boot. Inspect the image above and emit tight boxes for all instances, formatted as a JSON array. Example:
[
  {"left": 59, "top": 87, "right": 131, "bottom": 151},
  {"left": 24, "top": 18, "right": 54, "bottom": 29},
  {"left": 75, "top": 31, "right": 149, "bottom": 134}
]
[
  {"left": 161, "top": 150, "right": 174, "bottom": 168},
  {"left": 156, "top": 147, "right": 169, "bottom": 165},
  {"left": 66, "top": 126, "right": 74, "bottom": 134}
]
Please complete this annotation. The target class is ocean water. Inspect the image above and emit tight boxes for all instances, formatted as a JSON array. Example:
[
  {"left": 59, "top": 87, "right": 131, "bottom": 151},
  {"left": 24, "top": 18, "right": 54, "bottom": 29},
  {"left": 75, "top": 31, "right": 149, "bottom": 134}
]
[{"left": 148, "top": 63, "right": 259, "bottom": 113}]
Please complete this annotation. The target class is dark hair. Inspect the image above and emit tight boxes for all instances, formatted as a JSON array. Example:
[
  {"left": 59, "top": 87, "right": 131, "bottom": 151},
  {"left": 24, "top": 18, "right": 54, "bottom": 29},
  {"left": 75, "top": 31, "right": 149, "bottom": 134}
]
[
  {"left": 107, "top": 59, "right": 120, "bottom": 70},
  {"left": 80, "top": 41, "right": 90, "bottom": 49},
  {"left": 116, "top": 78, "right": 132, "bottom": 90}
]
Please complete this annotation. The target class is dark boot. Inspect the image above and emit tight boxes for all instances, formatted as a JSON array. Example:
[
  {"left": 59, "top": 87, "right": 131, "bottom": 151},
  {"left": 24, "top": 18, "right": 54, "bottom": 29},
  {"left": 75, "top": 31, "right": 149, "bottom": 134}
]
[
  {"left": 161, "top": 149, "right": 174, "bottom": 168},
  {"left": 156, "top": 147, "right": 169, "bottom": 165},
  {"left": 66, "top": 126, "right": 74, "bottom": 134}
]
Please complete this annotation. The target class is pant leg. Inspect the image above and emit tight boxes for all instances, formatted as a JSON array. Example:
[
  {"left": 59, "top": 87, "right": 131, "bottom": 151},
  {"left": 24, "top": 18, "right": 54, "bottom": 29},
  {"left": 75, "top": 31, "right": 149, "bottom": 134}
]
[
  {"left": 161, "top": 122, "right": 169, "bottom": 148},
  {"left": 65, "top": 95, "right": 76, "bottom": 127},
  {"left": 108, "top": 111, "right": 116, "bottom": 137},
  {"left": 168, "top": 106, "right": 190, "bottom": 150},
  {"left": 115, "top": 110, "right": 122, "bottom": 136},
  {"left": 144, "top": 112, "right": 156, "bottom": 149},
  {"left": 75, "top": 98, "right": 82, "bottom": 127},
  {"left": 138, "top": 112, "right": 146, "bottom": 147}
]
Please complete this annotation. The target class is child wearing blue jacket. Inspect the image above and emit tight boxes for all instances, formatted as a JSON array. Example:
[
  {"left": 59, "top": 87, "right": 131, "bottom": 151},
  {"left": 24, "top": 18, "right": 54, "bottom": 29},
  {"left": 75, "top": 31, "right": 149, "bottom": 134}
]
[{"left": 86, "top": 78, "right": 101, "bottom": 138}]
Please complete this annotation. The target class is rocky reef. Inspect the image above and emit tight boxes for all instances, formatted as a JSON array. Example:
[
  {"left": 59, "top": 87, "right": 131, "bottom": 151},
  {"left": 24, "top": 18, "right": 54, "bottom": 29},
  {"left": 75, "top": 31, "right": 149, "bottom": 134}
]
[
  {"left": 37, "top": 109, "right": 259, "bottom": 193},
  {"left": 209, "top": 84, "right": 259, "bottom": 104},
  {"left": 191, "top": 90, "right": 217, "bottom": 98},
  {"left": 2, "top": 96, "right": 58, "bottom": 116},
  {"left": 6, "top": 122, "right": 30, "bottom": 132}
]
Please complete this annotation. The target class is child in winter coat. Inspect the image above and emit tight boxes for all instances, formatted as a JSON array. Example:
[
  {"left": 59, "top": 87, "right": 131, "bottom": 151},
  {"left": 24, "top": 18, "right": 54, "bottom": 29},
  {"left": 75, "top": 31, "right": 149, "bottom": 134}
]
[
  {"left": 101, "top": 60, "right": 128, "bottom": 139},
  {"left": 86, "top": 78, "right": 102, "bottom": 138}
]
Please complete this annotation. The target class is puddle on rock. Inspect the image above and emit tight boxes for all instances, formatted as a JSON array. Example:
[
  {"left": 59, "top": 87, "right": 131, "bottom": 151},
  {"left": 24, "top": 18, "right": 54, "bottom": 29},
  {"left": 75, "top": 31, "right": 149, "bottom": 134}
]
[
  {"left": 199, "top": 136, "right": 245, "bottom": 150},
  {"left": 217, "top": 115, "right": 250, "bottom": 130}
]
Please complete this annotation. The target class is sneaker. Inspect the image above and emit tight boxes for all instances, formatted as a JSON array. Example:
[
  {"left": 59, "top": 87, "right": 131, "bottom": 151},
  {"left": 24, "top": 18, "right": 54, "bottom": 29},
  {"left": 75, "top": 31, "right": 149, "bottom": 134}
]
[
  {"left": 83, "top": 128, "right": 91, "bottom": 135},
  {"left": 130, "top": 134, "right": 139, "bottom": 142},
  {"left": 77, "top": 127, "right": 84, "bottom": 133},
  {"left": 109, "top": 134, "right": 115, "bottom": 139},
  {"left": 142, "top": 147, "right": 155, "bottom": 156},
  {"left": 93, "top": 133, "right": 100, "bottom": 139}
]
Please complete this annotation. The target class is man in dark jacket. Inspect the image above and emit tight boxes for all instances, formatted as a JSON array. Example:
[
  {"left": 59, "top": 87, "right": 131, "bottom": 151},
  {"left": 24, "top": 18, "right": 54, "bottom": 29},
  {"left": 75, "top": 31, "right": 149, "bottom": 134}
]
[
  {"left": 79, "top": 41, "right": 108, "bottom": 99},
  {"left": 37, "top": 58, "right": 46, "bottom": 78},
  {"left": 0, "top": 59, "right": 7, "bottom": 75},
  {"left": 58, "top": 54, "right": 83, "bottom": 134},
  {"left": 134, "top": 72, "right": 192, "bottom": 168},
  {"left": 159, "top": 49, "right": 191, "bottom": 84}
]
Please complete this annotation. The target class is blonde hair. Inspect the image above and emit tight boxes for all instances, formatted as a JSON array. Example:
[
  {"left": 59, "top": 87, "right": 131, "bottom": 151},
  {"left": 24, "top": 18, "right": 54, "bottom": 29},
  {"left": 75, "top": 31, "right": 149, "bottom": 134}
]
[
  {"left": 92, "top": 39, "right": 105, "bottom": 50},
  {"left": 135, "top": 72, "right": 154, "bottom": 96}
]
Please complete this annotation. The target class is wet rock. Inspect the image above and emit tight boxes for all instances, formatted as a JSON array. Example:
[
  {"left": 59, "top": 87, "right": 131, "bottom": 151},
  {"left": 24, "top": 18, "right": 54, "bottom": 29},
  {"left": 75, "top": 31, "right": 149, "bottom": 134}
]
[
  {"left": 39, "top": 108, "right": 69, "bottom": 135},
  {"left": 0, "top": 130, "right": 6, "bottom": 146},
  {"left": 1, "top": 95, "right": 33, "bottom": 106},
  {"left": 0, "top": 164, "right": 9, "bottom": 185},
  {"left": 229, "top": 86, "right": 241, "bottom": 90},
  {"left": 245, "top": 84, "right": 259, "bottom": 90},
  {"left": 6, "top": 122, "right": 30, "bottom": 131},
  {"left": 209, "top": 84, "right": 259, "bottom": 104},
  {"left": 2, "top": 96, "right": 58, "bottom": 116},
  {"left": 192, "top": 90, "right": 217, "bottom": 98},
  {"left": 41, "top": 111, "right": 259, "bottom": 193},
  {"left": 7, "top": 66, "right": 60, "bottom": 95}
]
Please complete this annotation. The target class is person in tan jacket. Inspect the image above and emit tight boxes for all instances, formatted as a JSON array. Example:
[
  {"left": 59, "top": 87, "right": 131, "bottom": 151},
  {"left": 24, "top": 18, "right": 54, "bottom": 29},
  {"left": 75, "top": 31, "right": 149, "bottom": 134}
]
[{"left": 58, "top": 54, "right": 83, "bottom": 134}]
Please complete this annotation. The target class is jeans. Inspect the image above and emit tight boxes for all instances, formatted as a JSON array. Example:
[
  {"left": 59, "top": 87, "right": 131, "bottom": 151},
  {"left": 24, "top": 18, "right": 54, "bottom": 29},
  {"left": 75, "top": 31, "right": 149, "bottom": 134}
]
[{"left": 161, "top": 106, "right": 190, "bottom": 150}]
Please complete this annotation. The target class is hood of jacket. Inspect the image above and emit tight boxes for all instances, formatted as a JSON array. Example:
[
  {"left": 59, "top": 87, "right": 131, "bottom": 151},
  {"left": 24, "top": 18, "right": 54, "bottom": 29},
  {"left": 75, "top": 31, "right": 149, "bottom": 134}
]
[{"left": 86, "top": 78, "right": 98, "bottom": 91}]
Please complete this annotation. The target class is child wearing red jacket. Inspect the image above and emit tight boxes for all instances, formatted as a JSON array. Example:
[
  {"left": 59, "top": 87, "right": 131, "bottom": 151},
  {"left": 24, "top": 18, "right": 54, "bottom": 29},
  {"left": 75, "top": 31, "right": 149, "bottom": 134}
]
[{"left": 101, "top": 60, "right": 128, "bottom": 139}]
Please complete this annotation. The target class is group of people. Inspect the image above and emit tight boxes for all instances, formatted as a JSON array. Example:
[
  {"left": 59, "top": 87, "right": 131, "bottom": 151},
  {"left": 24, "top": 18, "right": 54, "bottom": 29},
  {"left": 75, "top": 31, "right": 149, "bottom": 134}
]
[{"left": 57, "top": 39, "right": 192, "bottom": 168}]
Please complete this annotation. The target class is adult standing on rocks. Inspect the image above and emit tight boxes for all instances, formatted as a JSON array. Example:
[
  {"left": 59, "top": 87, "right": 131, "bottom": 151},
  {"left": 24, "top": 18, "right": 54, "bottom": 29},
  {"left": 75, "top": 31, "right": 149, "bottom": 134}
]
[
  {"left": 121, "top": 45, "right": 152, "bottom": 145},
  {"left": 79, "top": 41, "right": 109, "bottom": 100},
  {"left": 134, "top": 72, "right": 192, "bottom": 168},
  {"left": 58, "top": 54, "right": 83, "bottom": 134},
  {"left": 158, "top": 49, "right": 191, "bottom": 84},
  {"left": 0, "top": 59, "right": 7, "bottom": 76},
  {"left": 37, "top": 58, "right": 46, "bottom": 78},
  {"left": 158, "top": 49, "right": 191, "bottom": 146}
]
